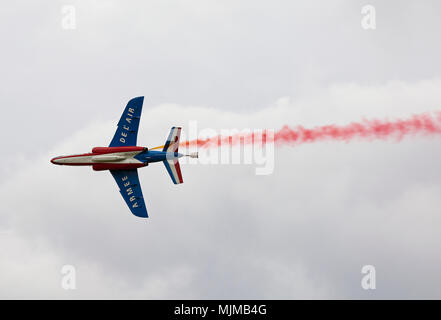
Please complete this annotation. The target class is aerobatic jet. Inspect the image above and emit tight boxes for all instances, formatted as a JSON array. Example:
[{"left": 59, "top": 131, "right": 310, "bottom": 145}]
[{"left": 51, "top": 96, "right": 197, "bottom": 218}]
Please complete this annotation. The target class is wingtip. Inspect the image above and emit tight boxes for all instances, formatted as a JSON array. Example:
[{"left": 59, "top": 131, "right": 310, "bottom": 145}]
[{"left": 128, "top": 96, "right": 145, "bottom": 104}]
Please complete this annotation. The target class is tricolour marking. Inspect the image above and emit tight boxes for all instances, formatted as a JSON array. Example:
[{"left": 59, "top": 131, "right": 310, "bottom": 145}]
[{"left": 168, "top": 160, "right": 183, "bottom": 184}]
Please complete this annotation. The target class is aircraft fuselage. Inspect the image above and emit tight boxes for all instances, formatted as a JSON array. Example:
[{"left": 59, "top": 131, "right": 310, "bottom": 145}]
[{"left": 51, "top": 146, "right": 184, "bottom": 171}]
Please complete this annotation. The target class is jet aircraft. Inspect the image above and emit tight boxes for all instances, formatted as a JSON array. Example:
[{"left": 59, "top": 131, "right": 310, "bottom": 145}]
[{"left": 51, "top": 96, "right": 197, "bottom": 218}]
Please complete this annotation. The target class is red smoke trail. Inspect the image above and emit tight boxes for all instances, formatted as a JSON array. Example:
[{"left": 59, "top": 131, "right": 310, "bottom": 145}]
[{"left": 180, "top": 112, "right": 441, "bottom": 149}]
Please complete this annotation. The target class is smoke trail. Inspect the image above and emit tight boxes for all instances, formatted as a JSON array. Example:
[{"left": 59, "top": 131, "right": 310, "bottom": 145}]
[{"left": 181, "top": 112, "right": 441, "bottom": 149}]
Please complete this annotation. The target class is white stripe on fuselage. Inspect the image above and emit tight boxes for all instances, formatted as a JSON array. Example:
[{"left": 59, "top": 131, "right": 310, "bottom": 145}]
[{"left": 55, "top": 151, "right": 143, "bottom": 165}]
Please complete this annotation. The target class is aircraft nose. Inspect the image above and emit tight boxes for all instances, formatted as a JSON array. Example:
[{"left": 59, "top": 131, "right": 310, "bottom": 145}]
[{"left": 51, "top": 157, "right": 60, "bottom": 165}]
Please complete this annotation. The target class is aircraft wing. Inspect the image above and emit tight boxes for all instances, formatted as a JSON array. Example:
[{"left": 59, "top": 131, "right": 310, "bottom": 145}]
[
  {"left": 110, "top": 169, "right": 148, "bottom": 218},
  {"left": 109, "top": 96, "right": 144, "bottom": 147}
]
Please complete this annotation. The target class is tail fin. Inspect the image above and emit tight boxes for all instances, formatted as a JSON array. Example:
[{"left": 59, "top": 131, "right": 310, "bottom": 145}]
[
  {"left": 163, "top": 127, "right": 181, "bottom": 153},
  {"left": 163, "top": 127, "right": 183, "bottom": 184}
]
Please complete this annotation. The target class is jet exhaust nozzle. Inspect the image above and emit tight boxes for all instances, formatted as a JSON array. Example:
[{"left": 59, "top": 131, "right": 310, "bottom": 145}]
[{"left": 187, "top": 152, "right": 198, "bottom": 158}]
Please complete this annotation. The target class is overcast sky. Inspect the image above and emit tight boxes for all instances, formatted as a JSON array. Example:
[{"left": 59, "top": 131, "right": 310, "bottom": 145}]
[{"left": 1, "top": 0, "right": 441, "bottom": 299}]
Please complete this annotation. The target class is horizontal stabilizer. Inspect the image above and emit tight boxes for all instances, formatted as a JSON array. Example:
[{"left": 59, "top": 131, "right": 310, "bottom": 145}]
[
  {"left": 163, "top": 159, "right": 183, "bottom": 184},
  {"left": 163, "top": 127, "right": 181, "bottom": 152},
  {"left": 163, "top": 127, "right": 183, "bottom": 184}
]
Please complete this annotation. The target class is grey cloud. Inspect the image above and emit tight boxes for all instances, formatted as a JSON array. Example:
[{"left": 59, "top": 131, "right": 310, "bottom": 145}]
[{"left": 1, "top": 1, "right": 441, "bottom": 299}]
